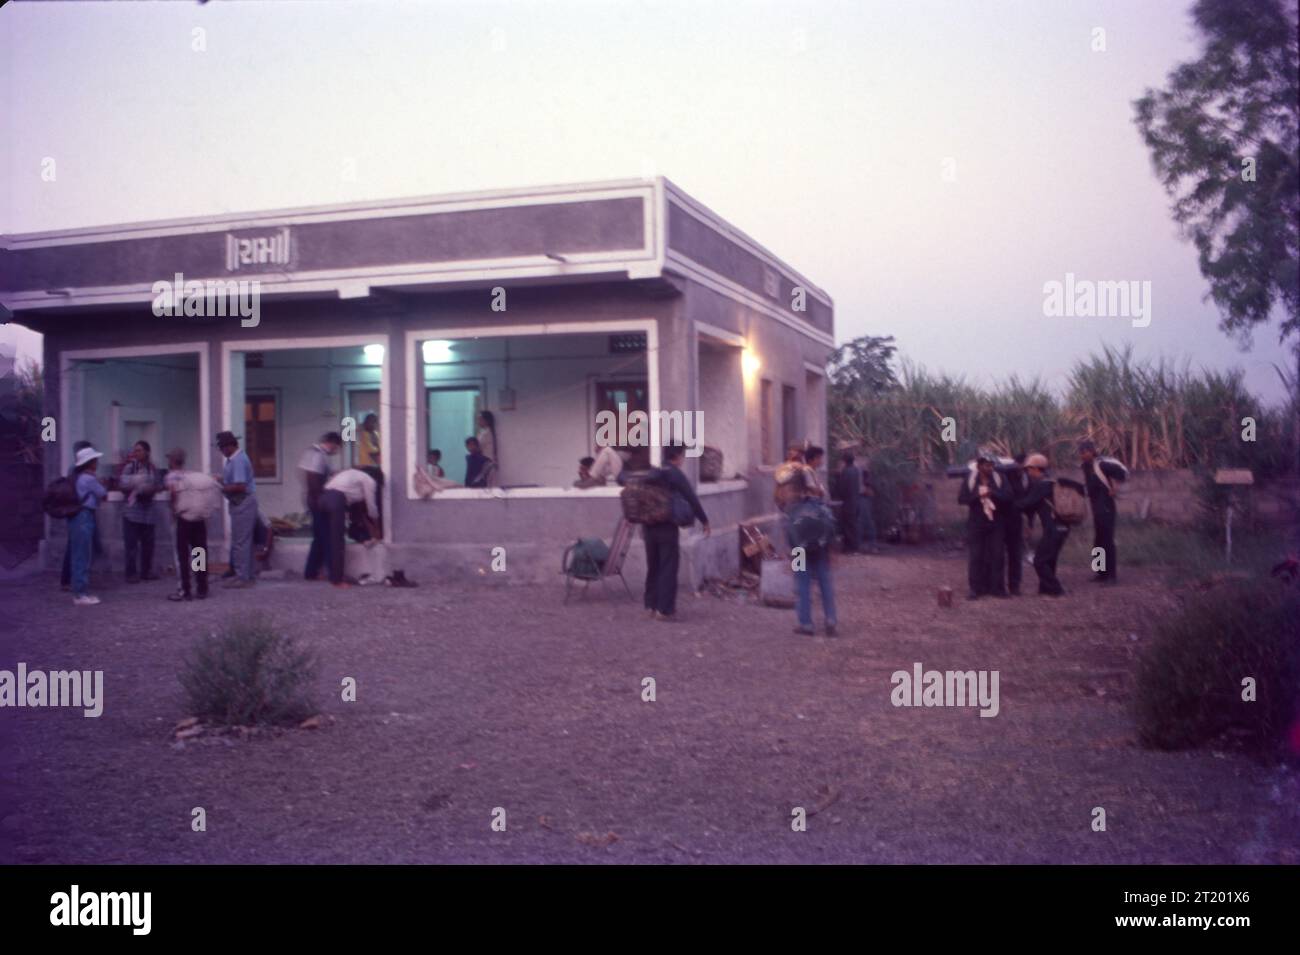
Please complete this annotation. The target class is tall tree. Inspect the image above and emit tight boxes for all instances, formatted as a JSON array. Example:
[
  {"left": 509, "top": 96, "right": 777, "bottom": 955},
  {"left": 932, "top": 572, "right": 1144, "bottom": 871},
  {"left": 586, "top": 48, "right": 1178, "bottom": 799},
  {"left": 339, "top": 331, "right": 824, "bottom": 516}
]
[{"left": 1133, "top": 0, "right": 1299, "bottom": 353}]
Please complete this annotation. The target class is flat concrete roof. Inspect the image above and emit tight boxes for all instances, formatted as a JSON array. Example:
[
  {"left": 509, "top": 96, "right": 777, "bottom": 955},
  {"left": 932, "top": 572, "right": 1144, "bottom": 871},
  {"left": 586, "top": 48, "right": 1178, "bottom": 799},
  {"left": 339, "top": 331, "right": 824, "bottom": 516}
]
[{"left": 1, "top": 177, "right": 832, "bottom": 342}]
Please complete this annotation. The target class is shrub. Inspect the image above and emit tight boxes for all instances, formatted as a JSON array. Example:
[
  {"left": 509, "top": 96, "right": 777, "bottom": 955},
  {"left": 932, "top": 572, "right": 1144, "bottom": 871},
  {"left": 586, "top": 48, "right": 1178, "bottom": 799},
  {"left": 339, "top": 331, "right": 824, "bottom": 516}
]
[
  {"left": 1134, "top": 579, "right": 1300, "bottom": 756},
  {"left": 179, "top": 613, "right": 318, "bottom": 726}
]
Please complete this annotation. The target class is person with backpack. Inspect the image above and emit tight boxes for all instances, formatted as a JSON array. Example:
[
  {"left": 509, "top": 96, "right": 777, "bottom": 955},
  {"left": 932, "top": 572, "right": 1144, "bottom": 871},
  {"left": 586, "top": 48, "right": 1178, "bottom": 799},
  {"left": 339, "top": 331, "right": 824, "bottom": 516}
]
[
  {"left": 68, "top": 446, "right": 108, "bottom": 605},
  {"left": 642, "top": 445, "right": 710, "bottom": 621},
  {"left": 1078, "top": 440, "right": 1127, "bottom": 584},
  {"left": 1013, "top": 453, "right": 1082, "bottom": 597},
  {"left": 789, "top": 445, "right": 838, "bottom": 636},
  {"left": 163, "top": 447, "right": 222, "bottom": 601},
  {"left": 59, "top": 440, "right": 103, "bottom": 590},
  {"left": 958, "top": 450, "right": 1012, "bottom": 600}
]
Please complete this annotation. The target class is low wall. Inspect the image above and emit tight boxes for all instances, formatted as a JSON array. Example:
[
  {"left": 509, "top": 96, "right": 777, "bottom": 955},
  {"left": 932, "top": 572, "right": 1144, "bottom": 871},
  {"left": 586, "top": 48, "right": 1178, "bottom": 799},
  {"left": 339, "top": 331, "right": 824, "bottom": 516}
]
[{"left": 42, "top": 482, "right": 758, "bottom": 592}]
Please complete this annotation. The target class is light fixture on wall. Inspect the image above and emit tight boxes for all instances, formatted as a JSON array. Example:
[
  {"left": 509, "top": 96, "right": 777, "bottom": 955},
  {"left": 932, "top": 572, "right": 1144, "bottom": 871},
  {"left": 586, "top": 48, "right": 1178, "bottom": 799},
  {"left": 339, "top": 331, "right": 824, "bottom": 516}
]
[
  {"left": 363, "top": 344, "right": 385, "bottom": 365},
  {"left": 422, "top": 340, "right": 453, "bottom": 364},
  {"left": 742, "top": 349, "right": 761, "bottom": 377}
]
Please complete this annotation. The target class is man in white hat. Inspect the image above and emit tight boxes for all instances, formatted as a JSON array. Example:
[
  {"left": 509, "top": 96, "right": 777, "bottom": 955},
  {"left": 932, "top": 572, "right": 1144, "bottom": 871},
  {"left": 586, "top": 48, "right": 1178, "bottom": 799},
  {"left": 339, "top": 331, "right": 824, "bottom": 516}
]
[{"left": 69, "top": 446, "right": 108, "bottom": 605}]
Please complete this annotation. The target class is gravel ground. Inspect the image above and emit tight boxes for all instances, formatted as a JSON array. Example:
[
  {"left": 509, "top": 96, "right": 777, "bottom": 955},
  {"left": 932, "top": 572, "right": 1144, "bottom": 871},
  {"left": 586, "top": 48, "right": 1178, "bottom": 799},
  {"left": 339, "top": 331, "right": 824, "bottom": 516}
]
[{"left": 1, "top": 548, "right": 1297, "bottom": 864}]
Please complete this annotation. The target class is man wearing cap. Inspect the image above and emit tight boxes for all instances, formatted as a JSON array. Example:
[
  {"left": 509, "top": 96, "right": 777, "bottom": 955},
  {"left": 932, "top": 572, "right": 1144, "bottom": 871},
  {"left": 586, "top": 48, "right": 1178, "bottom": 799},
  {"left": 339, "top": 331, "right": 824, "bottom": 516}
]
[
  {"left": 216, "top": 431, "right": 258, "bottom": 588},
  {"left": 957, "top": 450, "right": 1011, "bottom": 599},
  {"left": 1079, "top": 440, "right": 1125, "bottom": 584},
  {"left": 69, "top": 446, "right": 109, "bottom": 605},
  {"left": 1014, "top": 453, "right": 1079, "bottom": 596}
]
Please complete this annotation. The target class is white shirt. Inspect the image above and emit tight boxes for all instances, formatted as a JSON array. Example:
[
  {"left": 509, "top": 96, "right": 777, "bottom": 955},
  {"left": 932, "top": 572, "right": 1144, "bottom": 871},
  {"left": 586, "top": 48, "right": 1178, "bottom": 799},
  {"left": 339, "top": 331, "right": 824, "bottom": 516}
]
[
  {"left": 324, "top": 468, "right": 379, "bottom": 519},
  {"left": 590, "top": 445, "right": 626, "bottom": 482}
]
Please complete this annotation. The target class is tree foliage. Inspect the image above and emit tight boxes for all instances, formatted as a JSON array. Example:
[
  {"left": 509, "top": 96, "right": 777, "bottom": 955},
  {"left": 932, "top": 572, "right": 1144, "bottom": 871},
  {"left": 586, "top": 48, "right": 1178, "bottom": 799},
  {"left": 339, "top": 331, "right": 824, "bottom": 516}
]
[{"left": 1133, "top": 0, "right": 1300, "bottom": 350}]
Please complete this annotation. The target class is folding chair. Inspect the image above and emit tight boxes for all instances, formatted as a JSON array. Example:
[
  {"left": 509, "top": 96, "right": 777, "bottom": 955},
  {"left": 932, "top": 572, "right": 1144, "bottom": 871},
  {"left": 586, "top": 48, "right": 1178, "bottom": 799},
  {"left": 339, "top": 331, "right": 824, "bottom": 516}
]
[{"left": 562, "top": 518, "right": 636, "bottom": 604}]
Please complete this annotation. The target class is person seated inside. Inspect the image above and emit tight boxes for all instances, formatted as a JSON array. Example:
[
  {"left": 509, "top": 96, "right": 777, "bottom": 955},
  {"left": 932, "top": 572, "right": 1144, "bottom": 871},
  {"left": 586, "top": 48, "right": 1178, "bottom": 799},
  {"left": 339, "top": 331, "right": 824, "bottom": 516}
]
[
  {"left": 464, "top": 437, "right": 493, "bottom": 488},
  {"left": 425, "top": 449, "right": 444, "bottom": 478},
  {"left": 590, "top": 444, "right": 628, "bottom": 482},
  {"left": 574, "top": 456, "right": 601, "bottom": 488}
]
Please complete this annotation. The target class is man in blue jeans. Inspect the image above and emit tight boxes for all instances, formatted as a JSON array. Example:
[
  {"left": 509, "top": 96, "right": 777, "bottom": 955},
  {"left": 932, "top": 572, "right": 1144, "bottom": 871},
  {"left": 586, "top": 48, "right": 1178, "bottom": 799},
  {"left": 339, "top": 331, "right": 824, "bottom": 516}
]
[
  {"left": 216, "top": 431, "right": 258, "bottom": 587},
  {"left": 790, "top": 445, "right": 838, "bottom": 637},
  {"left": 69, "top": 446, "right": 108, "bottom": 606},
  {"left": 61, "top": 439, "right": 103, "bottom": 590}
]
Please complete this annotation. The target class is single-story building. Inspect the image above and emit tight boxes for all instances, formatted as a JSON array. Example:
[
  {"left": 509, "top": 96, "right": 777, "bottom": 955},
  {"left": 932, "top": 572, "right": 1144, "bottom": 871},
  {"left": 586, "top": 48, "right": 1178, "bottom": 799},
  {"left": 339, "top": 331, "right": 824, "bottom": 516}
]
[{"left": 1, "top": 178, "right": 834, "bottom": 586}]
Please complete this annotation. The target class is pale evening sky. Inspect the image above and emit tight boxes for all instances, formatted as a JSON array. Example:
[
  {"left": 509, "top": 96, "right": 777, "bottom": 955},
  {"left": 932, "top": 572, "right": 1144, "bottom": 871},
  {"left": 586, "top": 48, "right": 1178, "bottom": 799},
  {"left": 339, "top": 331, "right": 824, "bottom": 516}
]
[{"left": 0, "top": 0, "right": 1293, "bottom": 402}]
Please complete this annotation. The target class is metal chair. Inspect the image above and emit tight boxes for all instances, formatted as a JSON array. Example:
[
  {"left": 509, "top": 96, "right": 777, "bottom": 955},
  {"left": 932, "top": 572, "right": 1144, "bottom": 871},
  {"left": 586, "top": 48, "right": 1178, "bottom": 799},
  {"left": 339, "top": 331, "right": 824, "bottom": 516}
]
[{"left": 562, "top": 518, "right": 636, "bottom": 603}]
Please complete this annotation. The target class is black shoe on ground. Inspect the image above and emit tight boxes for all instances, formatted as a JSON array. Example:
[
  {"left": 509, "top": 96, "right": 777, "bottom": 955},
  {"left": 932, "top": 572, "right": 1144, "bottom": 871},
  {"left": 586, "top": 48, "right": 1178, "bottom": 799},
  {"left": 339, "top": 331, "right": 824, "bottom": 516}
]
[
  {"left": 793, "top": 625, "right": 815, "bottom": 636},
  {"left": 824, "top": 623, "right": 838, "bottom": 637}
]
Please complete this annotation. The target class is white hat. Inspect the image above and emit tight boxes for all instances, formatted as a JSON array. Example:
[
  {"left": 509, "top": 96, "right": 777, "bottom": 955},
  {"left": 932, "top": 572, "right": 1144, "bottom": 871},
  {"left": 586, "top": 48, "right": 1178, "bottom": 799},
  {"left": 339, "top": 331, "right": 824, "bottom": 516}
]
[{"left": 74, "top": 447, "right": 103, "bottom": 468}]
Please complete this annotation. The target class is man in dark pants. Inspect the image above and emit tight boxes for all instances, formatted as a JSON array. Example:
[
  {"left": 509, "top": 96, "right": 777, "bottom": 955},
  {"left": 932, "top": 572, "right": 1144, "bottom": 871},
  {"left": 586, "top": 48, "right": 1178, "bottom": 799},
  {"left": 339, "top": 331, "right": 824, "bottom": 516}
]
[
  {"left": 834, "top": 452, "right": 862, "bottom": 554},
  {"left": 643, "top": 445, "right": 710, "bottom": 620},
  {"left": 1079, "top": 440, "right": 1124, "bottom": 584},
  {"left": 1014, "top": 453, "right": 1078, "bottom": 596},
  {"left": 1001, "top": 454, "right": 1027, "bottom": 595},
  {"left": 957, "top": 451, "right": 1012, "bottom": 599},
  {"left": 320, "top": 468, "right": 381, "bottom": 588},
  {"left": 163, "top": 448, "right": 211, "bottom": 601},
  {"left": 298, "top": 432, "right": 341, "bottom": 581}
]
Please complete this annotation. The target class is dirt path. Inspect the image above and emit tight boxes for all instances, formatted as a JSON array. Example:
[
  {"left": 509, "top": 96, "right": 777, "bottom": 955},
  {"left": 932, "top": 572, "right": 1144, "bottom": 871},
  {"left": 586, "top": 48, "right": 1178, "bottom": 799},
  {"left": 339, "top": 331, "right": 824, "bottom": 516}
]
[{"left": 2, "top": 550, "right": 1296, "bottom": 864}]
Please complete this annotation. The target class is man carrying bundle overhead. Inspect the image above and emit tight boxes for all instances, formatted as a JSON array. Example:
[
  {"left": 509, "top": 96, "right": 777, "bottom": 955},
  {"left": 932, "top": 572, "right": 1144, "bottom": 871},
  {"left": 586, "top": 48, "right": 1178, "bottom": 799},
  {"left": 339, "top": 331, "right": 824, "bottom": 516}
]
[
  {"left": 957, "top": 449, "right": 1012, "bottom": 600},
  {"left": 1078, "top": 440, "right": 1128, "bottom": 584}
]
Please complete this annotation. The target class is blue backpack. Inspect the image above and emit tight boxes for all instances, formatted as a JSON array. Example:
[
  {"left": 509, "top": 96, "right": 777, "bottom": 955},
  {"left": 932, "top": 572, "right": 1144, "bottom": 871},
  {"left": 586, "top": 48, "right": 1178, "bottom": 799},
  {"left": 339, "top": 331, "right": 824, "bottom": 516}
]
[{"left": 785, "top": 499, "right": 836, "bottom": 554}]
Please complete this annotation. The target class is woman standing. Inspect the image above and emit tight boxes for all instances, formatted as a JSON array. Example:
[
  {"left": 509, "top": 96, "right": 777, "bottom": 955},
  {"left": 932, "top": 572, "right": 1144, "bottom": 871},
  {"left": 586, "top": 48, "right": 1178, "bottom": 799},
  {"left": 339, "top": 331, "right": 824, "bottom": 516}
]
[{"left": 476, "top": 410, "right": 499, "bottom": 486}]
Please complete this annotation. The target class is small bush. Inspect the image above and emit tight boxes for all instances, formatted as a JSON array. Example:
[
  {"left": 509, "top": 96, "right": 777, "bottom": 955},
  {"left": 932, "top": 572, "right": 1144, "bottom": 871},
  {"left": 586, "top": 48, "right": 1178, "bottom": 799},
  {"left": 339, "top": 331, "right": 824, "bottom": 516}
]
[
  {"left": 1134, "top": 580, "right": 1300, "bottom": 756},
  {"left": 179, "top": 613, "right": 318, "bottom": 726}
]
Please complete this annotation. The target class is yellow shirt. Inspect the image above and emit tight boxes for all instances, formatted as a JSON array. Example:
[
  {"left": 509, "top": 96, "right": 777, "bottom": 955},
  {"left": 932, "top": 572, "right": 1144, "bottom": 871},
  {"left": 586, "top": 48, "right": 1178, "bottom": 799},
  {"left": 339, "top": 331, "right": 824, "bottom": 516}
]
[{"left": 358, "top": 429, "right": 380, "bottom": 467}]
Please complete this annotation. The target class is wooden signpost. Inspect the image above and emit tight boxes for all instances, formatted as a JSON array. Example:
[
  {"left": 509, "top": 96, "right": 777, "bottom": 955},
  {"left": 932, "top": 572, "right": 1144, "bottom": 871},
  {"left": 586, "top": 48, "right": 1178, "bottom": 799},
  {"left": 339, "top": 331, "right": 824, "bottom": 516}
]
[{"left": 1213, "top": 469, "right": 1254, "bottom": 564}]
